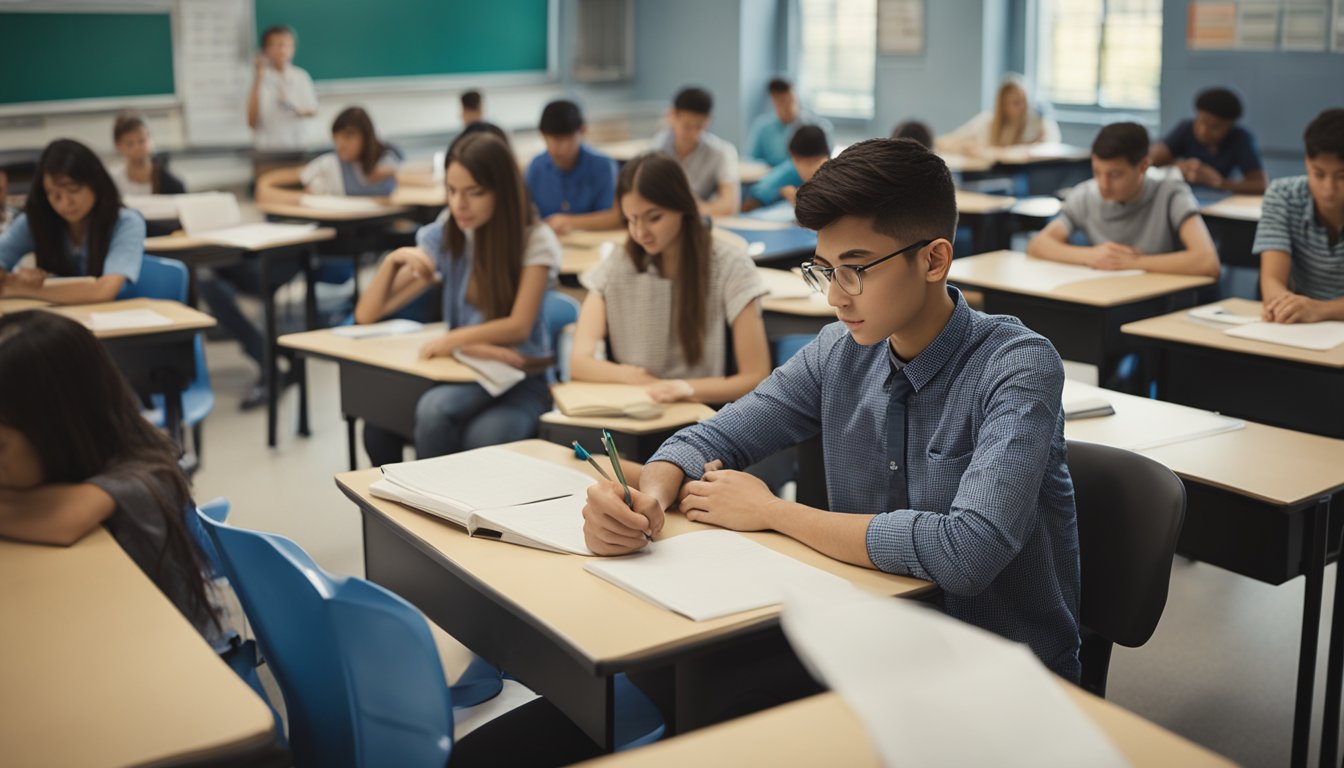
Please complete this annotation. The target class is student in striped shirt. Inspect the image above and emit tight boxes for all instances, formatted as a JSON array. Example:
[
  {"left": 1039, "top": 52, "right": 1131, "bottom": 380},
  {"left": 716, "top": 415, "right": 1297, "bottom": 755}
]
[{"left": 1257, "top": 108, "right": 1344, "bottom": 324}]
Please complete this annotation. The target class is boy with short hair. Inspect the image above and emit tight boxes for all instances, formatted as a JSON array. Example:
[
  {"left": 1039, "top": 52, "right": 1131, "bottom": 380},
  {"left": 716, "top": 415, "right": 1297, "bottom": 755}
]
[
  {"left": 1150, "top": 87, "right": 1266, "bottom": 194},
  {"left": 890, "top": 119, "right": 934, "bottom": 150},
  {"left": 1029, "top": 122, "right": 1220, "bottom": 277},
  {"left": 742, "top": 124, "right": 830, "bottom": 211},
  {"left": 581, "top": 138, "right": 1082, "bottom": 681},
  {"left": 745, "top": 77, "right": 834, "bottom": 167},
  {"left": 651, "top": 87, "right": 741, "bottom": 217},
  {"left": 461, "top": 90, "right": 484, "bottom": 126},
  {"left": 1257, "top": 108, "right": 1344, "bottom": 324},
  {"left": 247, "top": 25, "right": 317, "bottom": 153},
  {"left": 526, "top": 100, "right": 620, "bottom": 234}
]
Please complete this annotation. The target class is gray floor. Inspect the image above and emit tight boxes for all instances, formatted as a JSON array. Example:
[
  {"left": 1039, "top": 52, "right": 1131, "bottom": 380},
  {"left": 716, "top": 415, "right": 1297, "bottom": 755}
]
[{"left": 195, "top": 335, "right": 1337, "bottom": 768}]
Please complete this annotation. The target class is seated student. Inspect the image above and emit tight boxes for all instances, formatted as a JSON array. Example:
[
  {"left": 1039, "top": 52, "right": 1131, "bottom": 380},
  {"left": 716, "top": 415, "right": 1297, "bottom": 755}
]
[
  {"left": 572, "top": 152, "right": 771, "bottom": 404},
  {"left": 461, "top": 89, "right": 484, "bottom": 126},
  {"left": 742, "top": 125, "right": 830, "bottom": 212},
  {"left": 938, "top": 74, "right": 1060, "bottom": 155},
  {"left": 1257, "top": 108, "right": 1344, "bottom": 324},
  {"left": 526, "top": 100, "right": 621, "bottom": 235},
  {"left": 0, "top": 311, "right": 226, "bottom": 646},
  {"left": 0, "top": 139, "right": 144, "bottom": 305},
  {"left": 651, "top": 87, "right": 741, "bottom": 217},
  {"left": 1028, "top": 122, "right": 1220, "bottom": 277},
  {"left": 580, "top": 139, "right": 1082, "bottom": 681},
  {"left": 110, "top": 111, "right": 186, "bottom": 198},
  {"left": 355, "top": 133, "right": 560, "bottom": 467},
  {"left": 745, "top": 77, "right": 834, "bottom": 168},
  {"left": 1150, "top": 87, "right": 1267, "bottom": 195},
  {"left": 256, "top": 106, "right": 402, "bottom": 202},
  {"left": 247, "top": 24, "right": 317, "bottom": 172},
  {"left": 890, "top": 119, "right": 934, "bottom": 150}
]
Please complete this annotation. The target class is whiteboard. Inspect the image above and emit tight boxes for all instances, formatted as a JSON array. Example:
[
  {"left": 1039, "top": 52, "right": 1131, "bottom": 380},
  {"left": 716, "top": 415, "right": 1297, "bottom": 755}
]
[{"left": 175, "top": 0, "right": 253, "bottom": 147}]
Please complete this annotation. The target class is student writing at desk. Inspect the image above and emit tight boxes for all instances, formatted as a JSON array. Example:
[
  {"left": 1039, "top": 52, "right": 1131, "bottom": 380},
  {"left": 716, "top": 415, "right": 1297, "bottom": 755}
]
[
  {"left": 0, "top": 139, "right": 144, "bottom": 305},
  {"left": 0, "top": 312, "right": 227, "bottom": 647},
  {"left": 742, "top": 125, "right": 830, "bottom": 212},
  {"left": 356, "top": 133, "right": 560, "bottom": 466},
  {"left": 110, "top": 111, "right": 186, "bottom": 198},
  {"left": 1257, "top": 108, "right": 1344, "bottom": 324},
  {"left": 1028, "top": 122, "right": 1221, "bottom": 278},
  {"left": 571, "top": 152, "right": 771, "bottom": 404},
  {"left": 651, "top": 87, "right": 741, "bottom": 217},
  {"left": 1149, "top": 87, "right": 1267, "bottom": 195},
  {"left": 581, "top": 139, "right": 1082, "bottom": 680},
  {"left": 526, "top": 100, "right": 621, "bottom": 235}
]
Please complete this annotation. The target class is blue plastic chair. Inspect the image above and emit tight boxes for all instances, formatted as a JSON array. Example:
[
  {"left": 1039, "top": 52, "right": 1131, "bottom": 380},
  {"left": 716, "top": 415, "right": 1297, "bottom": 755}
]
[{"left": 543, "top": 290, "right": 580, "bottom": 383}]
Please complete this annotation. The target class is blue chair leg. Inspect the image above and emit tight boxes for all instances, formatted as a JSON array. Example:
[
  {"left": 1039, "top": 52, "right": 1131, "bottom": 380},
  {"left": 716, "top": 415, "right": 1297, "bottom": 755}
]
[{"left": 450, "top": 656, "right": 505, "bottom": 709}]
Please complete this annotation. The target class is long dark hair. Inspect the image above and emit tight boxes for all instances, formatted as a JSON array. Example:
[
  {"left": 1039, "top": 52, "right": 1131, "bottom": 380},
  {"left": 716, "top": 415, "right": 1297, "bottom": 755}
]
[
  {"left": 0, "top": 311, "right": 219, "bottom": 631},
  {"left": 331, "top": 106, "right": 388, "bottom": 177},
  {"left": 24, "top": 139, "right": 123, "bottom": 277},
  {"left": 444, "top": 132, "right": 535, "bottom": 321},
  {"left": 617, "top": 152, "right": 711, "bottom": 365}
]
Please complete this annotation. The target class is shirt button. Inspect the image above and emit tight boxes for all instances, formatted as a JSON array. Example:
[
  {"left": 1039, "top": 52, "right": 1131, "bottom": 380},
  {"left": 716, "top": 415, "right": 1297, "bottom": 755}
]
[{"left": 889, "top": 461, "right": 898, "bottom": 471}]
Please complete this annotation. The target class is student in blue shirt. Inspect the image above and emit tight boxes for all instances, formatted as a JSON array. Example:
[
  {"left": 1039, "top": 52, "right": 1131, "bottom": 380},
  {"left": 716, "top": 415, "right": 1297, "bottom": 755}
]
[
  {"left": 742, "top": 125, "right": 830, "bottom": 212},
  {"left": 1150, "top": 87, "right": 1267, "bottom": 194},
  {"left": 745, "top": 77, "right": 833, "bottom": 168},
  {"left": 581, "top": 139, "right": 1082, "bottom": 681},
  {"left": 0, "top": 139, "right": 144, "bottom": 305},
  {"left": 526, "top": 100, "right": 620, "bottom": 235},
  {"left": 355, "top": 133, "right": 561, "bottom": 466}
]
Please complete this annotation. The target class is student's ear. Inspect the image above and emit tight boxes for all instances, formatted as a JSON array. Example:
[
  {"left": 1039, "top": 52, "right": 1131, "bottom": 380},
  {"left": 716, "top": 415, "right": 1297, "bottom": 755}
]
[
  {"left": 1136, "top": 157, "right": 1151, "bottom": 174},
  {"left": 924, "top": 239, "right": 954, "bottom": 283}
]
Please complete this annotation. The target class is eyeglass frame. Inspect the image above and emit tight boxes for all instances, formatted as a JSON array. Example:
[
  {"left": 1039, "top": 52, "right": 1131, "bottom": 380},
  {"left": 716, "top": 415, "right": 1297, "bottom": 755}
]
[{"left": 799, "top": 238, "right": 934, "bottom": 296}]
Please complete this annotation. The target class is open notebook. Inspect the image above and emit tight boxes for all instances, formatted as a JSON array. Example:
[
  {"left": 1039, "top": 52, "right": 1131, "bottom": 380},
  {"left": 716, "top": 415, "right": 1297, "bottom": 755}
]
[
  {"left": 368, "top": 446, "right": 594, "bottom": 555},
  {"left": 551, "top": 383, "right": 665, "bottom": 420},
  {"left": 176, "top": 192, "right": 317, "bottom": 249},
  {"left": 1226, "top": 320, "right": 1344, "bottom": 351}
]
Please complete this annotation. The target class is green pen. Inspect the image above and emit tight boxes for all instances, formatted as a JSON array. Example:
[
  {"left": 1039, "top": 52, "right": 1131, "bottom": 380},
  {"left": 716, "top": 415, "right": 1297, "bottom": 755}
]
[{"left": 601, "top": 429, "right": 653, "bottom": 545}]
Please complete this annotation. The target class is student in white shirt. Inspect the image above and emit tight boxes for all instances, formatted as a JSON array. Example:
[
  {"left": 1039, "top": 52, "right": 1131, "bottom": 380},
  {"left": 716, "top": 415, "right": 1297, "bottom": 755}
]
[
  {"left": 255, "top": 106, "right": 402, "bottom": 203},
  {"left": 938, "top": 74, "right": 1060, "bottom": 156},
  {"left": 110, "top": 111, "right": 185, "bottom": 199},
  {"left": 247, "top": 25, "right": 318, "bottom": 154},
  {"left": 650, "top": 87, "right": 741, "bottom": 217}
]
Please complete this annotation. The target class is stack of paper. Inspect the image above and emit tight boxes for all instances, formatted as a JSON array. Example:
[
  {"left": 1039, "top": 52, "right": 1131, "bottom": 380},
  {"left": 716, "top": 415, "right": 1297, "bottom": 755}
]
[
  {"left": 550, "top": 383, "right": 665, "bottom": 420},
  {"left": 1062, "top": 380, "right": 1243, "bottom": 450},
  {"left": 452, "top": 349, "right": 528, "bottom": 396},
  {"left": 176, "top": 192, "right": 319, "bottom": 249}
]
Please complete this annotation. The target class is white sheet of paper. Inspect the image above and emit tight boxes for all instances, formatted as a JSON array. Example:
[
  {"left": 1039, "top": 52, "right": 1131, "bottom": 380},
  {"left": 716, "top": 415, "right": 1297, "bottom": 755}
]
[
  {"left": 381, "top": 446, "right": 594, "bottom": 513},
  {"left": 1226, "top": 321, "right": 1344, "bottom": 351},
  {"left": 756, "top": 267, "right": 815, "bottom": 299},
  {"left": 87, "top": 309, "right": 175, "bottom": 331},
  {"left": 475, "top": 494, "right": 593, "bottom": 556},
  {"left": 715, "top": 215, "right": 794, "bottom": 231},
  {"left": 1062, "top": 380, "right": 1244, "bottom": 451},
  {"left": 299, "top": 194, "right": 386, "bottom": 212},
  {"left": 1188, "top": 304, "right": 1258, "bottom": 325},
  {"left": 198, "top": 222, "right": 319, "bottom": 250},
  {"left": 175, "top": 192, "right": 243, "bottom": 235},
  {"left": 780, "top": 585, "right": 1129, "bottom": 768},
  {"left": 452, "top": 350, "right": 527, "bottom": 396},
  {"left": 330, "top": 319, "right": 425, "bottom": 339}
]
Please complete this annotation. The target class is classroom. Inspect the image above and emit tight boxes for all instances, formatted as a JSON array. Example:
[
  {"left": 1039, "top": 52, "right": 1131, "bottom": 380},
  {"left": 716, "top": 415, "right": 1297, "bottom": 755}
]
[{"left": 2, "top": 0, "right": 1343, "bottom": 766}]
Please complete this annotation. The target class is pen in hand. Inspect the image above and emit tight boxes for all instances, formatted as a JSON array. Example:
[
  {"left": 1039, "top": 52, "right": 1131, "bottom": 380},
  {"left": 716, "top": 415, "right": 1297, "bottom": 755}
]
[
  {"left": 572, "top": 440, "right": 612, "bottom": 481},
  {"left": 600, "top": 430, "right": 654, "bottom": 546}
]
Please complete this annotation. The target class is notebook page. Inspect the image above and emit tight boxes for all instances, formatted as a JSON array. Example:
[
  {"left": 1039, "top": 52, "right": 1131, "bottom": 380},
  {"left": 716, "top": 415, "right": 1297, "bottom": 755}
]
[
  {"left": 1061, "top": 381, "right": 1243, "bottom": 451},
  {"left": 369, "top": 476, "right": 472, "bottom": 528},
  {"left": 199, "top": 222, "right": 318, "bottom": 250},
  {"left": 473, "top": 494, "right": 593, "bottom": 555},
  {"left": 87, "top": 309, "right": 174, "bottom": 331},
  {"left": 583, "top": 530, "right": 852, "bottom": 621},
  {"left": 1226, "top": 321, "right": 1344, "bottom": 351},
  {"left": 381, "top": 446, "right": 595, "bottom": 512},
  {"left": 452, "top": 350, "right": 526, "bottom": 397}
]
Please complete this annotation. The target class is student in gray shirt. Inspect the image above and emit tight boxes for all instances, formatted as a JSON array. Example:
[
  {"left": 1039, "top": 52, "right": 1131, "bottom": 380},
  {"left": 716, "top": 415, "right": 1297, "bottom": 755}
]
[
  {"left": 650, "top": 87, "right": 741, "bottom": 217},
  {"left": 1028, "top": 122, "right": 1220, "bottom": 278}
]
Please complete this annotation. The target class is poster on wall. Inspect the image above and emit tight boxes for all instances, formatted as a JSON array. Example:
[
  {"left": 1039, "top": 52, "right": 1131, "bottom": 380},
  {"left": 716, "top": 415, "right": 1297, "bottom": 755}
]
[
  {"left": 1188, "top": 2, "right": 1239, "bottom": 48},
  {"left": 877, "top": 0, "right": 923, "bottom": 55},
  {"left": 1235, "top": 3, "right": 1280, "bottom": 48},
  {"left": 1282, "top": 4, "right": 1328, "bottom": 50},
  {"left": 1335, "top": 0, "right": 1344, "bottom": 50}
]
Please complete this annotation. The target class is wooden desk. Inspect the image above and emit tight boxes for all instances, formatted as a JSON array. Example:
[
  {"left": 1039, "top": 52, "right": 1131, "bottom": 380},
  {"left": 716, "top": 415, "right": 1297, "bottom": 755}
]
[
  {"left": 0, "top": 529, "right": 276, "bottom": 766},
  {"left": 1202, "top": 194, "right": 1263, "bottom": 223},
  {"left": 336, "top": 439, "right": 930, "bottom": 751},
  {"left": 755, "top": 266, "right": 834, "bottom": 339},
  {"left": 955, "top": 189, "right": 1017, "bottom": 253},
  {"left": 948, "top": 250, "right": 1215, "bottom": 371},
  {"left": 280, "top": 325, "right": 477, "bottom": 470},
  {"left": 538, "top": 383, "right": 717, "bottom": 462},
  {"left": 1121, "top": 299, "right": 1344, "bottom": 438},
  {"left": 943, "top": 143, "right": 1092, "bottom": 195},
  {"left": 578, "top": 690, "right": 1234, "bottom": 768},
  {"left": 1200, "top": 194, "right": 1262, "bottom": 269}
]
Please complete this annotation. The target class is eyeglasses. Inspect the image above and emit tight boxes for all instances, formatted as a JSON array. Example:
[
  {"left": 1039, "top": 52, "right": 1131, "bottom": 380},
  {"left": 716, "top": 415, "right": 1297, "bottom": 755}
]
[{"left": 800, "top": 239, "right": 933, "bottom": 296}]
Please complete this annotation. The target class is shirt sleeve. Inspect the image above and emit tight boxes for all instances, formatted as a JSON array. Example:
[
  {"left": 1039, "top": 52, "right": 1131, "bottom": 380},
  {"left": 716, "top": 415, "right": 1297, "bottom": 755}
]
[
  {"left": 1053, "top": 184, "right": 1087, "bottom": 236},
  {"left": 718, "top": 249, "right": 768, "bottom": 324},
  {"left": 1037, "top": 115, "right": 1062, "bottom": 144},
  {"left": 745, "top": 116, "right": 769, "bottom": 162},
  {"left": 865, "top": 336, "right": 1064, "bottom": 592},
  {"left": 1165, "top": 179, "right": 1201, "bottom": 234},
  {"left": 377, "top": 148, "right": 403, "bottom": 173},
  {"left": 523, "top": 224, "right": 562, "bottom": 280},
  {"left": 102, "top": 210, "right": 146, "bottom": 284},
  {"left": 0, "top": 212, "right": 34, "bottom": 270},
  {"left": 596, "top": 156, "right": 618, "bottom": 210},
  {"left": 1252, "top": 181, "right": 1294, "bottom": 256},
  {"left": 415, "top": 219, "right": 445, "bottom": 255},
  {"left": 944, "top": 110, "right": 992, "bottom": 148},
  {"left": 1233, "top": 128, "right": 1263, "bottom": 175},
  {"left": 578, "top": 249, "right": 617, "bottom": 295},
  {"left": 157, "top": 166, "right": 187, "bottom": 195},
  {"left": 746, "top": 161, "right": 799, "bottom": 205},
  {"left": 291, "top": 68, "right": 318, "bottom": 113},
  {"left": 716, "top": 140, "right": 741, "bottom": 186}
]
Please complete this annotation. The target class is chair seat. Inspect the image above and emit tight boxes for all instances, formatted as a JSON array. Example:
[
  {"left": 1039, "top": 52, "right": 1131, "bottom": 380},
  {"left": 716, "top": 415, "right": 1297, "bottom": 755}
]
[{"left": 148, "top": 386, "right": 215, "bottom": 428}]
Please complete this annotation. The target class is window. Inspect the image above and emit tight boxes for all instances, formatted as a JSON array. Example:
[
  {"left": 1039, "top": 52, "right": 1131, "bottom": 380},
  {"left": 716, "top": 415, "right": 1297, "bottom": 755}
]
[
  {"left": 1036, "top": 0, "right": 1163, "bottom": 111},
  {"left": 799, "top": 0, "right": 877, "bottom": 119}
]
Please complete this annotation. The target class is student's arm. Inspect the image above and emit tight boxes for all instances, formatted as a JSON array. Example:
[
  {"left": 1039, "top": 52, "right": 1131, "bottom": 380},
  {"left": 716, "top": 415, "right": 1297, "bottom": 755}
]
[
  {"left": 569, "top": 291, "right": 657, "bottom": 385},
  {"left": 1260, "top": 249, "right": 1344, "bottom": 322},
  {"left": 1260, "top": 248, "right": 1293, "bottom": 305},
  {"left": 420, "top": 264, "right": 551, "bottom": 358},
  {"left": 0, "top": 484, "right": 116, "bottom": 547},
  {"left": 699, "top": 181, "right": 741, "bottom": 217},
  {"left": 353, "top": 247, "right": 437, "bottom": 324},
  {"left": 1204, "top": 130, "right": 1269, "bottom": 194},
  {"left": 247, "top": 56, "right": 264, "bottom": 129},
  {"left": 255, "top": 167, "right": 305, "bottom": 204},
  {"left": 1133, "top": 215, "right": 1221, "bottom": 277},
  {"left": 935, "top": 111, "right": 989, "bottom": 155},
  {"left": 676, "top": 299, "right": 771, "bottom": 404},
  {"left": 2, "top": 274, "right": 125, "bottom": 304},
  {"left": 1027, "top": 218, "right": 1138, "bottom": 267}
]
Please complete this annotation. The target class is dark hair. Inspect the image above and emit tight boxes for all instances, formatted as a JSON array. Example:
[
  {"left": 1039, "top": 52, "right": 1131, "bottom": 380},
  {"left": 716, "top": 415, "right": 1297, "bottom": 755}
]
[
  {"left": 795, "top": 138, "right": 957, "bottom": 245},
  {"left": 767, "top": 77, "right": 793, "bottom": 95},
  {"left": 260, "top": 24, "right": 295, "bottom": 47},
  {"left": 331, "top": 106, "right": 387, "bottom": 176},
  {"left": 112, "top": 111, "right": 174, "bottom": 195},
  {"left": 1305, "top": 108, "right": 1344, "bottom": 159},
  {"left": 0, "top": 312, "right": 219, "bottom": 632},
  {"left": 1091, "top": 122, "right": 1149, "bottom": 165},
  {"left": 673, "top": 87, "right": 713, "bottom": 115},
  {"left": 25, "top": 139, "right": 123, "bottom": 277},
  {"left": 788, "top": 125, "right": 830, "bottom": 158},
  {"left": 445, "top": 133, "right": 535, "bottom": 321},
  {"left": 617, "top": 153, "right": 711, "bottom": 366},
  {"left": 461, "top": 90, "right": 482, "bottom": 112},
  {"left": 890, "top": 119, "right": 934, "bottom": 150},
  {"left": 1194, "top": 87, "right": 1243, "bottom": 121},
  {"left": 447, "top": 121, "right": 511, "bottom": 158},
  {"left": 539, "top": 99, "right": 584, "bottom": 136}
]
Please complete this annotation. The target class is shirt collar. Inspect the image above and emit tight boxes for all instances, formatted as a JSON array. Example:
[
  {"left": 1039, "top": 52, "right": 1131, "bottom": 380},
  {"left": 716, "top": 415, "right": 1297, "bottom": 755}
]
[{"left": 885, "top": 286, "right": 971, "bottom": 393}]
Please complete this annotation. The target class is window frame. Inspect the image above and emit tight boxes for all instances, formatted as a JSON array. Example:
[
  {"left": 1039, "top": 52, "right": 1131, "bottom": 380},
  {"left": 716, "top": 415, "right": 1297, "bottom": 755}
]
[{"left": 1030, "top": 0, "right": 1163, "bottom": 116}]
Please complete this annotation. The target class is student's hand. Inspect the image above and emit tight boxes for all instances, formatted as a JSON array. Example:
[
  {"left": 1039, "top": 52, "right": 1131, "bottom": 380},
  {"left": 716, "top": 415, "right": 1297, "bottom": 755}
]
[
  {"left": 544, "top": 213, "right": 575, "bottom": 235},
  {"left": 419, "top": 333, "right": 458, "bottom": 360},
  {"left": 1262, "top": 293, "right": 1325, "bottom": 324},
  {"left": 619, "top": 365, "right": 658, "bottom": 385},
  {"left": 582, "top": 481, "right": 664, "bottom": 555},
  {"left": 645, "top": 379, "right": 695, "bottom": 403},
  {"left": 1191, "top": 162, "right": 1224, "bottom": 189},
  {"left": 11, "top": 267, "right": 48, "bottom": 288},
  {"left": 1089, "top": 243, "right": 1140, "bottom": 270},
  {"left": 389, "top": 247, "right": 438, "bottom": 283},
  {"left": 1176, "top": 158, "right": 1201, "bottom": 182},
  {"left": 459, "top": 343, "right": 527, "bottom": 368},
  {"left": 779, "top": 185, "right": 799, "bottom": 204},
  {"left": 679, "top": 469, "right": 777, "bottom": 531}
]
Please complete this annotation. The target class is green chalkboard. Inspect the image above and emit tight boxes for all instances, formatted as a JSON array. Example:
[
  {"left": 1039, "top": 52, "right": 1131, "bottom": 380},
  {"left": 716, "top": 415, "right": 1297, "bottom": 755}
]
[
  {"left": 253, "top": 0, "right": 550, "bottom": 82},
  {"left": 0, "top": 12, "right": 175, "bottom": 105}
]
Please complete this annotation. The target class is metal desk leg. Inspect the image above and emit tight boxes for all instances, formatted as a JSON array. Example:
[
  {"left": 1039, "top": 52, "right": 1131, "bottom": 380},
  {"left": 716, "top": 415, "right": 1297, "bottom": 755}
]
[
  {"left": 1315, "top": 496, "right": 1341, "bottom": 768},
  {"left": 1293, "top": 499, "right": 1329, "bottom": 768},
  {"left": 261, "top": 255, "right": 279, "bottom": 448},
  {"left": 347, "top": 416, "right": 359, "bottom": 472},
  {"left": 297, "top": 248, "right": 316, "bottom": 438}
]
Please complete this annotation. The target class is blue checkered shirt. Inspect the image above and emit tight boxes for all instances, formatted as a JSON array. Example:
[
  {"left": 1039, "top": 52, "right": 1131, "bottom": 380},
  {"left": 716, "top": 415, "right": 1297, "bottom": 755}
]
[{"left": 651, "top": 287, "right": 1082, "bottom": 680}]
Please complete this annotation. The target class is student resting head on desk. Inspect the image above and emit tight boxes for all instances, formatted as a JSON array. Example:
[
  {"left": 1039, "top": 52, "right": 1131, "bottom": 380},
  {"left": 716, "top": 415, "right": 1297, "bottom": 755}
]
[
  {"left": 571, "top": 152, "right": 771, "bottom": 404},
  {"left": 355, "top": 132, "right": 561, "bottom": 467},
  {"left": 581, "top": 138, "right": 1083, "bottom": 681},
  {"left": 526, "top": 99, "right": 621, "bottom": 236},
  {"left": 1149, "top": 87, "right": 1267, "bottom": 195},
  {"left": 652, "top": 86, "right": 741, "bottom": 218},
  {"left": 742, "top": 124, "right": 831, "bottom": 212},
  {"left": 255, "top": 106, "right": 402, "bottom": 203},
  {"left": 0, "top": 311, "right": 226, "bottom": 646},
  {"left": 1257, "top": 107, "right": 1344, "bottom": 324},
  {"left": 110, "top": 111, "right": 186, "bottom": 198},
  {"left": 0, "top": 138, "right": 145, "bottom": 305},
  {"left": 1026, "top": 121, "right": 1221, "bottom": 278}
]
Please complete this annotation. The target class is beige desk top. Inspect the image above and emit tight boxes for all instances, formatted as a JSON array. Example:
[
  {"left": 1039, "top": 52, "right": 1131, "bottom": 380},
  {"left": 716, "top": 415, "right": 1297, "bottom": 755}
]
[
  {"left": 144, "top": 226, "right": 336, "bottom": 253},
  {"left": 578, "top": 689, "right": 1234, "bottom": 768},
  {"left": 390, "top": 184, "right": 447, "bottom": 208},
  {"left": 562, "top": 246, "right": 605, "bottom": 277},
  {"left": 756, "top": 266, "right": 835, "bottom": 318},
  {"left": 949, "top": 250, "right": 1215, "bottom": 307},
  {"left": 279, "top": 325, "right": 478, "bottom": 382},
  {"left": 1200, "top": 194, "right": 1263, "bottom": 222},
  {"left": 256, "top": 199, "right": 410, "bottom": 222},
  {"left": 0, "top": 529, "right": 276, "bottom": 767},
  {"left": 956, "top": 189, "right": 1018, "bottom": 214},
  {"left": 337, "top": 439, "right": 930, "bottom": 668},
  {"left": 1121, "top": 298, "right": 1344, "bottom": 368},
  {"left": 35, "top": 298, "right": 215, "bottom": 339},
  {"left": 0, "top": 297, "right": 51, "bottom": 315},
  {"left": 542, "top": 383, "right": 717, "bottom": 435}
]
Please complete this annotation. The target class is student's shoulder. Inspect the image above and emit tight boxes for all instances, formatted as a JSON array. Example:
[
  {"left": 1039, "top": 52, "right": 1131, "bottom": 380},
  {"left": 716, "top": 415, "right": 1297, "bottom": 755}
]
[
  {"left": 1265, "top": 175, "right": 1310, "bottom": 204},
  {"left": 114, "top": 206, "right": 147, "bottom": 231},
  {"left": 969, "top": 309, "right": 1063, "bottom": 379},
  {"left": 580, "top": 143, "right": 616, "bottom": 166},
  {"left": 524, "top": 222, "right": 563, "bottom": 260},
  {"left": 701, "top": 131, "right": 737, "bottom": 157}
]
